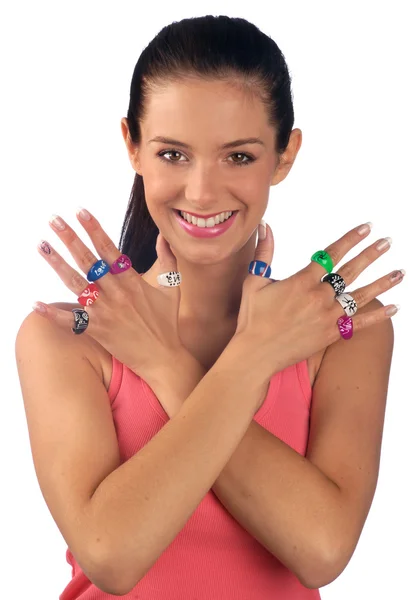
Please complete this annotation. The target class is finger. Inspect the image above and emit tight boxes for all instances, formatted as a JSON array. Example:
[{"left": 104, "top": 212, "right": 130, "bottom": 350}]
[
  {"left": 342, "top": 301, "right": 400, "bottom": 340},
  {"left": 31, "top": 302, "right": 91, "bottom": 333},
  {"left": 76, "top": 209, "right": 132, "bottom": 281},
  {"left": 246, "top": 220, "right": 275, "bottom": 290},
  {"left": 155, "top": 232, "right": 181, "bottom": 293},
  {"left": 37, "top": 239, "right": 91, "bottom": 297},
  {"left": 332, "top": 236, "right": 392, "bottom": 287},
  {"left": 49, "top": 211, "right": 132, "bottom": 287},
  {"left": 310, "top": 221, "right": 373, "bottom": 279},
  {"left": 49, "top": 213, "right": 105, "bottom": 279},
  {"left": 344, "top": 268, "right": 405, "bottom": 311}
]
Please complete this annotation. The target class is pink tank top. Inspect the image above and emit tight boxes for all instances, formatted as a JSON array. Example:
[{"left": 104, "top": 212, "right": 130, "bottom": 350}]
[{"left": 60, "top": 276, "right": 320, "bottom": 599}]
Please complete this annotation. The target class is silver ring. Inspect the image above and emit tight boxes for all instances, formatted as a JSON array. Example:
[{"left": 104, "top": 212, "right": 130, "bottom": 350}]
[
  {"left": 335, "top": 293, "right": 358, "bottom": 317},
  {"left": 156, "top": 271, "right": 182, "bottom": 287}
]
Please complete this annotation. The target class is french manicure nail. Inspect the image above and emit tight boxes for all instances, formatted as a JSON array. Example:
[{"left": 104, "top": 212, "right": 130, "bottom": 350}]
[
  {"left": 77, "top": 206, "right": 91, "bottom": 221},
  {"left": 385, "top": 304, "right": 400, "bottom": 316},
  {"left": 49, "top": 214, "right": 65, "bottom": 231},
  {"left": 357, "top": 222, "right": 373, "bottom": 235},
  {"left": 258, "top": 219, "right": 266, "bottom": 240},
  {"left": 376, "top": 237, "right": 392, "bottom": 251},
  {"left": 32, "top": 301, "right": 47, "bottom": 313}
]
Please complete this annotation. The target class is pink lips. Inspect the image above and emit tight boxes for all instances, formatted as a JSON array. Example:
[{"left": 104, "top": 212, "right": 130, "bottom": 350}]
[{"left": 173, "top": 210, "right": 238, "bottom": 238}]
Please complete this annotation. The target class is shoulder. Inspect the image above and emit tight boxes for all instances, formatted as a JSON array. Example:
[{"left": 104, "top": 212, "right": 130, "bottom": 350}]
[
  {"left": 16, "top": 302, "right": 106, "bottom": 383},
  {"left": 316, "top": 298, "right": 394, "bottom": 378},
  {"left": 348, "top": 297, "right": 394, "bottom": 351}
]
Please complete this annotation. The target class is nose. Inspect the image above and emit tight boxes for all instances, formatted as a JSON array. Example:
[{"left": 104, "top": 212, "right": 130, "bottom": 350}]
[{"left": 184, "top": 162, "right": 221, "bottom": 210}]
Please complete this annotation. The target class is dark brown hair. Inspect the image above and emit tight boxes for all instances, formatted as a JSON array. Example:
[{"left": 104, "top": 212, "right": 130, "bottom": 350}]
[{"left": 118, "top": 15, "right": 295, "bottom": 273}]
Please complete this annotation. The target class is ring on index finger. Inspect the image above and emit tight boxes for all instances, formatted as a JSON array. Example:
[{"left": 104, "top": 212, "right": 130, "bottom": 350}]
[{"left": 311, "top": 250, "right": 334, "bottom": 274}]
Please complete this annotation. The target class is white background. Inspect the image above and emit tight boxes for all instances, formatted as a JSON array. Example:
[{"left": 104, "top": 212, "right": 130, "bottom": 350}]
[{"left": 1, "top": 1, "right": 416, "bottom": 597}]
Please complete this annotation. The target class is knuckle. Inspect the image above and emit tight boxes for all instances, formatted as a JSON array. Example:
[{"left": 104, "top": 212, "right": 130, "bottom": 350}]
[
  {"left": 65, "top": 230, "right": 78, "bottom": 244},
  {"left": 324, "top": 246, "right": 340, "bottom": 268},
  {"left": 111, "top": 286, "right": 128, "bottom": 304},
  {"left": 70, "top": 272, "right": 87, "bottom": 289},
  {"left": 353, "top": 288, "right": 366, "bottom": 305},
  {"left": 80, "top": 248, "right": 97, "bottom": 266},
  {"left": 98, "top": 237, "right": 115, "bottom": 255},
  {"left": 337, "top": 263, "right": 353, "bottom": 283},
  {"left": 309, "top": 289, "right": 325, "bottom": 310}
]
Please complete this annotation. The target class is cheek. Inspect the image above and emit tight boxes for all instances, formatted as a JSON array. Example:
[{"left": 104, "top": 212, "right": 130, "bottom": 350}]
[{"left": 143, "top": 170, "right": 179, "bottom": 204}]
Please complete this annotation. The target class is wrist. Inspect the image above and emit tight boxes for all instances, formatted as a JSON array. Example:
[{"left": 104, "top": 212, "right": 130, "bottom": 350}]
[
  {"left": 143, "top": 346, "right": 206, "bottom": 402},
  {"left": 214, "top": 332, "right": 274, "bottom": 387}
]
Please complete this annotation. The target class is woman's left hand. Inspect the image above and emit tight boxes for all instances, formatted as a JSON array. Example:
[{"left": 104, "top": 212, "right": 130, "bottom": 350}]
[{"left": 34, "top": 208, "right": 189, "bottom": 382}]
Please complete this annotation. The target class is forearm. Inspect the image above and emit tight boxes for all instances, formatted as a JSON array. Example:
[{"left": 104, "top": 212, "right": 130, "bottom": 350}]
[
  {"left": 158, "top": 346, "right": 344, "bottom": 589},
  {"left": 88, "top": 338, "right": 271, "bottom": 594},
  {"left": 210, "top": 422, "right": 342, "bottom": 588}
]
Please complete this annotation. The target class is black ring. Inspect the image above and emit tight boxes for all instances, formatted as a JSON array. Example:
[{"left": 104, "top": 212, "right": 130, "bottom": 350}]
[
  {"left": 72, "top": 308, "right": 89, "bottom": 335},
  {"left": 321, "top": 272, "right": 346, "bottom": 296}
]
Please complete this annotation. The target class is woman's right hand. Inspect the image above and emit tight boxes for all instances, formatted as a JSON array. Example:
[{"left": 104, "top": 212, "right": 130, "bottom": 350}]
[
  {"left": 234, "top": 221, "right": 404, "bottom": 377},
  {"left": 34, "top": 210, "right": 188, "bottom": 384}
]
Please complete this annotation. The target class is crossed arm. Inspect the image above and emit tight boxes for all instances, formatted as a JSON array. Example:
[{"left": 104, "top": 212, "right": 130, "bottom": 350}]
[{"left": 155, "top": 299, "right": 393, "bottom": 589}]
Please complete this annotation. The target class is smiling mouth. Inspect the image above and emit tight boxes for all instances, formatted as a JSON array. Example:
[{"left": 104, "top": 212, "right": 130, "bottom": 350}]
[{"left": 175, "top": 209, "right": 238, "bottom": 222}]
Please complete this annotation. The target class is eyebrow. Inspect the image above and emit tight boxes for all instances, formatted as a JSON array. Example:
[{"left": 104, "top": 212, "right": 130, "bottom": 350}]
[{"left": 148, "top": 136, "right": 265, "bottom": 151}]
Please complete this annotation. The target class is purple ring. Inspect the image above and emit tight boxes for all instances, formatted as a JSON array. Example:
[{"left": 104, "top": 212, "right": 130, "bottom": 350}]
[
  {"left": 110, "top": 254, "right": 132, "bottom": 274},
  {"left": 337, "top": 315, "right": 353, "bottom": 340}
]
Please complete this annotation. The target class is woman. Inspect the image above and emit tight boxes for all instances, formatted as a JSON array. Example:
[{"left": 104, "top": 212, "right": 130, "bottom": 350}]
[{"left": 15, "top": 15, "right": 404, "bottom": 599}]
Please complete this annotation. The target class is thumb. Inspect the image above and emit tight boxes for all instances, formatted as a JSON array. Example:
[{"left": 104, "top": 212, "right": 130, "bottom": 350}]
[
  {"left": 248, "top": 219, "right": 275, "bottom": 288},
  {"left": 155, "top": 232, "right": 181, "bottom": 290}
]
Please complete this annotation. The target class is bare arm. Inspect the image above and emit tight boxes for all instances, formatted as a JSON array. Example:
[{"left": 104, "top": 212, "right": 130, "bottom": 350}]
[
  {"left": 150, "top": 353, "right": 339, "bottom": 590},
  {"left": 151, "top": 301, "right": 394, "bottom": 590},
  {"left": 88, "top": 336, "right": 271, "bottom": 595}
]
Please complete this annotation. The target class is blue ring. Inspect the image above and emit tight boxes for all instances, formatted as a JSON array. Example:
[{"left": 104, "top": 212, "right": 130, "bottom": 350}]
[
  {"left": 248, "top": 260, "right": 272, "bottom": 278},
  {"left": 87, "top": 259, "right": 110, "bottom": 282}
]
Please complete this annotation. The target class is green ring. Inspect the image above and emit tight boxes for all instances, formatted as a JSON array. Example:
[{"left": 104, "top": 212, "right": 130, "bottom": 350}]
[{"left": 311, "top": 250, "right": 333, "bottom": 273}]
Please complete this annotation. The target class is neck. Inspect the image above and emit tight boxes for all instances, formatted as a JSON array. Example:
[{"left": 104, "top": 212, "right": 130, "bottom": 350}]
[{"left": 147, "top": 230, "right": 258, "bottom": 326}]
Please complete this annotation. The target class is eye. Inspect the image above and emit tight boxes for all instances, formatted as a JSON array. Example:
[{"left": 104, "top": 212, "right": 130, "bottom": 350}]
[
  {"left": 229, "top": 153, "right": 254, "bottom": 167},
  {"left": 157, "top": 150, "right": 185, "bottom": 164},
  {"left": 157, "top": 150, "right": 255, "bottom": 167}
]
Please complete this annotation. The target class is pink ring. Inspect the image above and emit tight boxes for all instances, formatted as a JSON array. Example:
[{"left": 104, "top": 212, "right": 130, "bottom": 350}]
[
  {"left": 110, "top": 254, "right": 132, "bottom": 274},
  {"left": 337, "top": 315, "right": 353, "bottom": 340}
]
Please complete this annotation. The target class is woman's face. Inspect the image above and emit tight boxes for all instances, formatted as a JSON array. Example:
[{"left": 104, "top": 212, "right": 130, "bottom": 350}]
[{"left": 123, "top": 78, "right": 293, "bottom": 265}]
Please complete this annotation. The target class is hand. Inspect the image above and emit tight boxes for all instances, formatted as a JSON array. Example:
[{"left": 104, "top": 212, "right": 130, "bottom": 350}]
[
  {"left": 234, "top": 222, "right": 404, "bottom": 377},
  {"left": 35, "top": 209, "right": 186, "bottom": 381}
]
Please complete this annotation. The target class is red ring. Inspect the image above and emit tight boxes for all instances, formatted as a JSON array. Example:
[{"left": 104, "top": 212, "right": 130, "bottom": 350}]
[{"left": 78, "top": 283, "right": 100, "bottom": 307}]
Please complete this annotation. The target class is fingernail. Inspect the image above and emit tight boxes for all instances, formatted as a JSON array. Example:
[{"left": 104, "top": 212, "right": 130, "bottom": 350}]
[
  {"left": 32, "top": 302, "right": 47, "bottom": 313},
  {"left": 376, "top": 237, "right": 392, "bottom": 251},
  {"left": 49, "top": 214, "right": 66, "bottom": 231},
  {"left": 385, "top": 304, "right": 400, "bottom": 316},
  {"left": 390, "top": 269, "right": 406, "bottom": 281},
  {"left": 38, "top": 240, "right": 52, "bottom": 255},
  {"left": 357, "top": 222, "right": 373, "bottom": 235},
  {"left": 258, "top": 219, "right": 266, "bottom": 240},
  {"left": 76, "top": 206, "right": 91, "bottom": 221}
]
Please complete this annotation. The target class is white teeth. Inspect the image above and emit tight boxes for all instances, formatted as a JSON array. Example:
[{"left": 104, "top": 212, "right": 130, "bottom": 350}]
[{"left": 180, "top": 210, "right": 233, "bottom": 227}]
